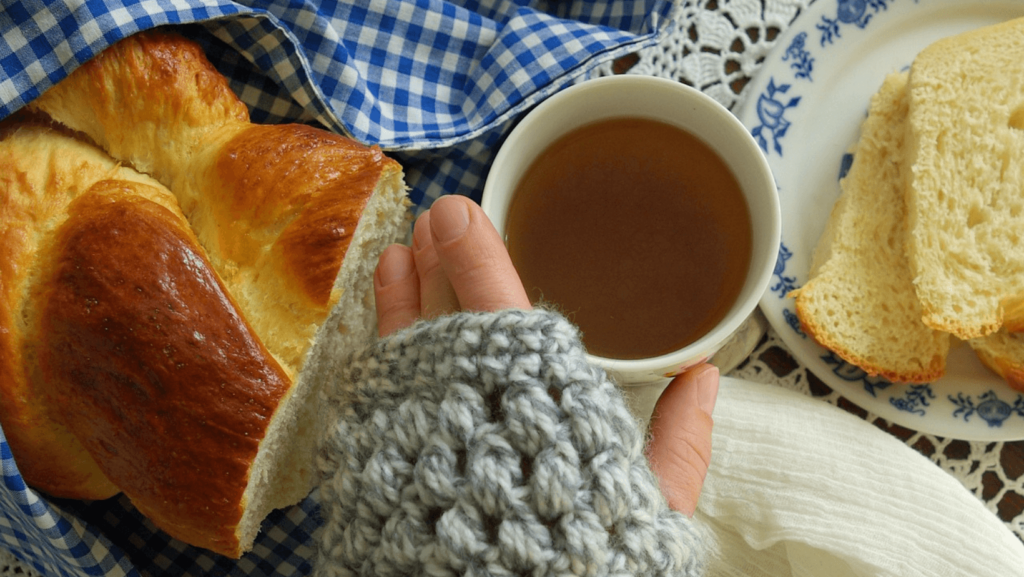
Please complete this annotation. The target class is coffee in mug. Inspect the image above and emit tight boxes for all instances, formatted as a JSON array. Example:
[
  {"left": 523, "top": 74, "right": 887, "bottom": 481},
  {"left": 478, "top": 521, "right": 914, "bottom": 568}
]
[
  {"left": 504, "top": 117, "right": 752, "bottom": 360},
  {"left": 482, "top": 75, "right": 779, "bottom": 402}
]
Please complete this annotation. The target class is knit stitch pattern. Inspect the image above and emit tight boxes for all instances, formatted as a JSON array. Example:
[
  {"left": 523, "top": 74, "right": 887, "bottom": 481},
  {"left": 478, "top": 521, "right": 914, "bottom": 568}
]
[{"left": 315, "top": 309, "right": 704, "bottom": 576}]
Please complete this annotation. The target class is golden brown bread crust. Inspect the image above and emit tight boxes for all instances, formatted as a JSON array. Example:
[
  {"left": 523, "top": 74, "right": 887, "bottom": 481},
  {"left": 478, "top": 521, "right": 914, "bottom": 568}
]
[
  {"left": 3, "top": 30, "right": 408, "bottom": 558},
  {"left": 0, "top": 119, "right": 309, "bottom": 556},
  {"left": 0, "top": 241, "right": 118, "bottom": 499},
  {"left": 29, "top": 29, "right": 250, "bottom": 182},
  {"left": 212, "top": 123, "right": 387, "bottom": 307},
  {"left": 33, "top": 184, "right": 291, "bottom": 553},
  {"left": 0, "top": 123, "right": 141, "bottom": 500},
  {"left": 791, "top": 305, "right": 945, "bottom": 385},
  {"left": 193, "top": 122, "right": 399, "bottom": 376},
  {"left": 30, "top": 29, "right": 403, "bottom": 377}
]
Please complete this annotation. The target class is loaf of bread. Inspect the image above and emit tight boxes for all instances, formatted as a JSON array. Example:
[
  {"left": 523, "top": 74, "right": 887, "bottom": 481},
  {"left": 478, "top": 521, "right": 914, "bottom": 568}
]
[
  {"left": 1, "top": 31, "right": 410, "bottom": 557},
  {"left": 789, "top": 71, "right": 949, "bottom": 383},
  {"left": 903, "top": 17, "right": 1024, "bottom": 340}
]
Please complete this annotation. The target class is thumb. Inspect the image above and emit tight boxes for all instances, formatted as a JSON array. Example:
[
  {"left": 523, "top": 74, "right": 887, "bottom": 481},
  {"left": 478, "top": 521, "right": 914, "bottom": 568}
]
[{"left": 646, "top": 363, "right": 719, "bottom": 516}]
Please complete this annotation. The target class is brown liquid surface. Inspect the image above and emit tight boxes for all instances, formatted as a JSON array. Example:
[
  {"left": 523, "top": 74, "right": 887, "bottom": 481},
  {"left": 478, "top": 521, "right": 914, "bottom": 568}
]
[{"left": 505, "top": 117, "right": 752, "bottom": 360}]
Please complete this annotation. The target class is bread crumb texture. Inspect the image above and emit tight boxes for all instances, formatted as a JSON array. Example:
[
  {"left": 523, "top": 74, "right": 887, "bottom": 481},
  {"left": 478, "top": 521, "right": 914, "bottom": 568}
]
[{"left": 796, "top": 17, "right": 1024, "bottom": 388}]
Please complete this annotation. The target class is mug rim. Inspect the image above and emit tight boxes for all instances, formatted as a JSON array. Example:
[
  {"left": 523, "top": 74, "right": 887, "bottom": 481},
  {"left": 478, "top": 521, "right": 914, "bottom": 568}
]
[{"left": 481, "top": 75, "right": 781, "bottom": 383}]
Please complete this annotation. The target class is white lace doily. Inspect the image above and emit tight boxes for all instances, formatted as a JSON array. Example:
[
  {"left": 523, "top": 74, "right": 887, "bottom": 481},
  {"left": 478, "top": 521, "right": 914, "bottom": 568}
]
[
  {"left": 0, "top": 548, "right": 40, "bottom": 577},
  {"left": 605, "top": 0, "right": 1024, "bottom": 545}
]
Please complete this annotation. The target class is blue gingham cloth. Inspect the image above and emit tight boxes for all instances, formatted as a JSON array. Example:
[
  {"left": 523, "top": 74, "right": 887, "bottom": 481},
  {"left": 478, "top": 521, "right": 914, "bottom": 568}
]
[
  {"left": 1, "top": 0, "right": 671, "bottom": 208},
  {"left": 0, "top": 1, "right": 672, "bottom": 575}
]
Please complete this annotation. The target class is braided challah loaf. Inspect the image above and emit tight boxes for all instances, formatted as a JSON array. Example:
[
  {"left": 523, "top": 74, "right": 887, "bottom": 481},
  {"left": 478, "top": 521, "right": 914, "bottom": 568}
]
[{"left": 1, "top": 30, "right": 409, "bottom": 557}]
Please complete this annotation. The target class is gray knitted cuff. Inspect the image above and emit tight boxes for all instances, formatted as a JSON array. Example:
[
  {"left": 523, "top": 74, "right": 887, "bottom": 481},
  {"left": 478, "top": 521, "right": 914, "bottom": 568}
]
[{"left": 315, "top": 309, "right": 705, "bottom": 576}]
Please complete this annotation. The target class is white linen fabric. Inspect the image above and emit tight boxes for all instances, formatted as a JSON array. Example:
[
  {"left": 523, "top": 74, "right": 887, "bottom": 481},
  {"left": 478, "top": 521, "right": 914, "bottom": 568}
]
[{"left": 697, "top": 377, "right": 1024, "bottom": 576}]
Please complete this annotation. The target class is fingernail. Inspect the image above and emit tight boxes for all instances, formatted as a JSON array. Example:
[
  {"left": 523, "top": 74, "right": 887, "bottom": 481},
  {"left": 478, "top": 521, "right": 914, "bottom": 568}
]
[
  {"left": 430, "top": 196, "right": 471, "bottom": 243},
  {"left": 376, "top": 246, "right": 415, "bottom": 287},
  {"left": 691, "top": 364, "right": 720, "bottom": 415}
]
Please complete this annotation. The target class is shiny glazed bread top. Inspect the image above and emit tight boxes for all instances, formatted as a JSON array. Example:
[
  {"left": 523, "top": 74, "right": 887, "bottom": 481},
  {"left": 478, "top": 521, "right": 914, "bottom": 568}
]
[
  {"left": 33, "top": 183, "right": 291, "bottom": 553},
  {"left": 1, "top": 30, "right": 410, "bottom": 558},
  {"left": 30, "top": 30, "right": 403, "bottom": 378}
]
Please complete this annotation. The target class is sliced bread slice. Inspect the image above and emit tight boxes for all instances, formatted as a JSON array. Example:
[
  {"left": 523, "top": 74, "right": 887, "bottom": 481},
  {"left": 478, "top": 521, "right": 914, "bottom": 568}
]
[
  {"left": 970, "top": 331, "right": 1024, "bottom": 393},
  {"left": 790, "top": 71, "right": 950, "bottom": 383},
  {"left": 903, "top": 16, "right": 1024, "bottom": 339}
]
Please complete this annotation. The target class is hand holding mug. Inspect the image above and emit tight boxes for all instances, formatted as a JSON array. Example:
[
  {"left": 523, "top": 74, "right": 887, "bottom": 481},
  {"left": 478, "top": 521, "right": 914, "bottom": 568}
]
[{"left": 372, "top": 194, "right": 718, "bottom": 516}]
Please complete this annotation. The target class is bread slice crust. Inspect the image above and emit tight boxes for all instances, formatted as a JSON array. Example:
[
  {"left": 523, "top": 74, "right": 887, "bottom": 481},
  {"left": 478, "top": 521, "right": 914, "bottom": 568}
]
[
  {"left": 791, "top": 71, "right": 949, "bottom": 383},
  {"left": 904, "top": 17, "right": 1024, "bottom": 339}
]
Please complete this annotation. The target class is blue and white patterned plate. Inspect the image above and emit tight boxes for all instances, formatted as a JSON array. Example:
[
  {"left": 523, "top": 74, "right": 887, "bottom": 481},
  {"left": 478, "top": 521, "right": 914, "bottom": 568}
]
[{"left": 737, "top": 0, "right": 1024, "bottom": 441}]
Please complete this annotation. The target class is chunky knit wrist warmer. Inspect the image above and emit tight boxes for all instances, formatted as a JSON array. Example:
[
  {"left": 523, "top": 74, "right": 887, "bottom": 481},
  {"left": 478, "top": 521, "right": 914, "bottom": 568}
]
[{"left": 315, "top": 309, "right": 705, "bottom": 576}]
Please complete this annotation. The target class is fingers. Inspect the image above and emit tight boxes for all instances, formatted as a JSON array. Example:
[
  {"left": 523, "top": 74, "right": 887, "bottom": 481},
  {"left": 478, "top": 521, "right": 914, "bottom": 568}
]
[
  {"left": 428, "top": 195, "right": 532, "bottom": 313},
  {"left": 374, "top": 195, "right": 531, "bottom": 337},
  {"left": 412, "top": 210, "right": 460, "bottom": 319},
  {"left": 646, "top": 363, "right": 719, "bottom": 516},
  {"left": 374, "top": 244, "right": 421, "bottom": 337}
]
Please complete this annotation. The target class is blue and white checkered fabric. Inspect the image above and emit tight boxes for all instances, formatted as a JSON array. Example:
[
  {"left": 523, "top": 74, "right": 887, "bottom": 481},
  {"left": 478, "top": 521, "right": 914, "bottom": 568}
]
[
  {"left": 0, "top": 1, "right": 672, "bottom": 575},
  {"left": 1, "top": 0, "right": 671, "bottom": 208}
]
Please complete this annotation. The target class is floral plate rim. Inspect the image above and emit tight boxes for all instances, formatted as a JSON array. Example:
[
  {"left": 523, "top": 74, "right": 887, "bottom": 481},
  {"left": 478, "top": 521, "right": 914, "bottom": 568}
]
[{"left": 736, "top": 0, "right": 1024, "bottom": 441}]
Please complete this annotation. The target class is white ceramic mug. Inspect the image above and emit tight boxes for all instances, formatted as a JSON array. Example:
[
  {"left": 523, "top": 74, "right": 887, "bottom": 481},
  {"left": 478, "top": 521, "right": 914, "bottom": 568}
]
[{"left": 481, "top": 75, "right": 780, "bottom": 422}]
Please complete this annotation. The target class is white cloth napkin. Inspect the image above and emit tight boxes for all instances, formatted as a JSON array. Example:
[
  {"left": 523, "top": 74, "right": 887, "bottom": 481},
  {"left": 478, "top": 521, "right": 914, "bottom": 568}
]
[{"left": 696, "top": 376, "right": 1024, "bottom": 577}]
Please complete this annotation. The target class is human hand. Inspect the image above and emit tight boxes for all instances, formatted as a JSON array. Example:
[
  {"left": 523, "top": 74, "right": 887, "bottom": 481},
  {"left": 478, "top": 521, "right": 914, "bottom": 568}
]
[
  {"left": 373, "top": 194, "right": 531, "bottom": 336},
  {"left": 647, "top": 363, "right": 719, "bottom": 516},
  {"left": 372, "top": 194, "right": 717, "bottom": 516}
]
